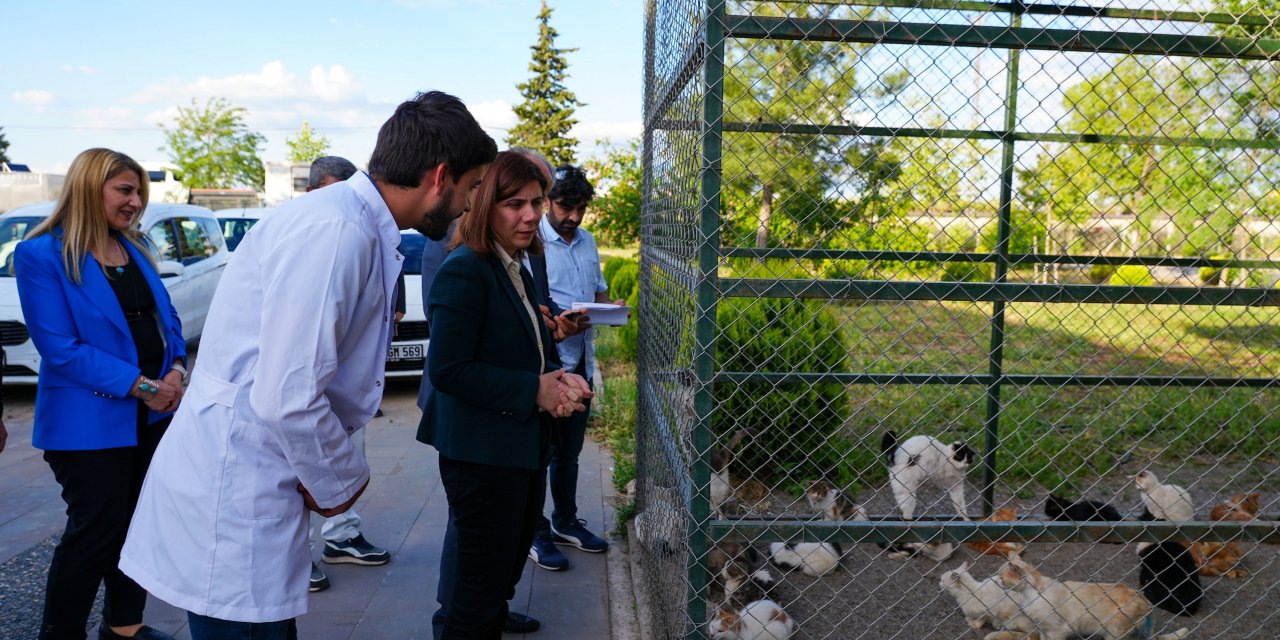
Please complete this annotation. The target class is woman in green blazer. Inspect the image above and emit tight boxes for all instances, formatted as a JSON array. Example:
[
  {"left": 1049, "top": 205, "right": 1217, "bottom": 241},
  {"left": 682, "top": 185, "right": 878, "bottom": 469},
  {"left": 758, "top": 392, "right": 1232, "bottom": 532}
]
[{"left": 418, "top": 151, "right": 591, "bottom": 639}]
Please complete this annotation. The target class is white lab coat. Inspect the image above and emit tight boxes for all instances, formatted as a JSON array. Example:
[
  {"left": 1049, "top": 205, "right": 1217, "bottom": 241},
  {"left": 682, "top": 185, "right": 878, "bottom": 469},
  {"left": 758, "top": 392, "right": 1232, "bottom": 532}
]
[{"left": 120, "top": 174, "right": 402, "bottom": 622}]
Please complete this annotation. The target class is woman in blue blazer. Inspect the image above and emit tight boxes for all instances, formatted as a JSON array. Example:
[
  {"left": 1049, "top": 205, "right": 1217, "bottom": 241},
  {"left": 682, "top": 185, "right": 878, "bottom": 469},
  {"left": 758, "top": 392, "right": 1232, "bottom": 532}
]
[
  {"left": 15, "top": 149, "right": 185, "bottom": 640},
  {"left": 417, "top": 151, "right": 591, "bottom": 639}
]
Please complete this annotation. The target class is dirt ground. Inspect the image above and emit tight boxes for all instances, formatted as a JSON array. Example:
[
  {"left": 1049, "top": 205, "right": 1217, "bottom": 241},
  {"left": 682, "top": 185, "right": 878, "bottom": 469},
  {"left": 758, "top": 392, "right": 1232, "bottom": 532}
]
[{"left": 714, "top": 464, "right": 1280, "bottom": 640}]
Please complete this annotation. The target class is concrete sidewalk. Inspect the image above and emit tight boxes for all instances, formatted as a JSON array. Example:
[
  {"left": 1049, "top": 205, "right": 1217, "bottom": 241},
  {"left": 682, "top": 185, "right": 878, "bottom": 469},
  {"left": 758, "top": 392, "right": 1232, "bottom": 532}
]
[{"left": 0, "top": 381, "right": 620, "bottom": 639}]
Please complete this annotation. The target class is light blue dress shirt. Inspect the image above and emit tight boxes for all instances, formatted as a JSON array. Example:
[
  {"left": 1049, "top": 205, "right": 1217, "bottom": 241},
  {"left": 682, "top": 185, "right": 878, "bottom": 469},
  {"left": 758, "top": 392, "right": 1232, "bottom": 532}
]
[{"left": 539, "top": 215, "right": 608, "bottom": 378}]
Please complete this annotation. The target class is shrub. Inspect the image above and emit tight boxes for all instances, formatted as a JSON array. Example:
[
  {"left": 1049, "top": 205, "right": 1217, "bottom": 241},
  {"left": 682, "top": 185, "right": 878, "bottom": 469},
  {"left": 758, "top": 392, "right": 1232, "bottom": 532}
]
[
  {"left": 608, "top": 262, "right": 640, "bottom": 301},
  {"left": 713, "top": 297, "right": 851, "bottom": 491},
  {"left": 941, "top": 261, "right": 993, "bottom": 282},
  {"left": 602, "top": 257, "right": 630, "bottom": 286},
  {"left": 1109, "top": 265, "right": 1154, "bottom": 287},
  {"left": 1088, "top": 264, "right": 1116, "bottom": 284},
  {"left": 1246, "top": 269, "right": 1278, "bottom": 288},
  {"left": 615, "top": 287, "right": 640, "bottom": 359}
]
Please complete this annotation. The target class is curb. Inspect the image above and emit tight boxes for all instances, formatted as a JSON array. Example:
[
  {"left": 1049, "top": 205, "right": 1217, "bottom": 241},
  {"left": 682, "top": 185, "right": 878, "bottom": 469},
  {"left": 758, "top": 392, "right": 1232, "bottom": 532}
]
[
  {"left": 606, "top": 532, "right": 642, "bottom": 640},
  {"left": 625, "top": 521, "right": 658, "bottom": 640}
]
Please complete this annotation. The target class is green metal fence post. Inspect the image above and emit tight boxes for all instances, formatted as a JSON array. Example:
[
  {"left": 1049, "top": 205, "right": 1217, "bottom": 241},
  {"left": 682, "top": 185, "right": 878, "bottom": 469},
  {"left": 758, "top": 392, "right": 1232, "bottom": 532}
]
[
  {"left": 687, "top": 1, "right": 726, "bottom": 636},
  {"left": 982, "top": 1, "right": 1023, "bottom": 517}
]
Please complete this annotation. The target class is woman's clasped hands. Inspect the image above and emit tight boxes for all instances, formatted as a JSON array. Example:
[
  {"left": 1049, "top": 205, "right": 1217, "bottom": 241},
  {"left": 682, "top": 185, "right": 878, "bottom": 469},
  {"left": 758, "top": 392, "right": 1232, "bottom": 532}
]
[{"left": 536, "top": 369, "right": 594, "bottom": 418}]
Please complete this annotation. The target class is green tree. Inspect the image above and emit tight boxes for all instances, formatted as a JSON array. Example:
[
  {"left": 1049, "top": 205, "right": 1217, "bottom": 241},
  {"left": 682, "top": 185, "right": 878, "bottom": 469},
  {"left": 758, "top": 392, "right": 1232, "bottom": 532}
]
[
  {"left": 161, "top": 97, "right": 266, "bottom": 190},
  {"left": 507, "top": 0, "right": 583, "bottom": 166},
  {"left": 0, "top": 126, "right": 10, "bottom": 164},
  {"left": 285, "top": 121, "right": 331, "bottom": 164},
  {"left": 723, "top": 2, "right": 905, "bottom": 250},
  {"left": 583, "top": 139, "right": 641, "bottom": 247}
]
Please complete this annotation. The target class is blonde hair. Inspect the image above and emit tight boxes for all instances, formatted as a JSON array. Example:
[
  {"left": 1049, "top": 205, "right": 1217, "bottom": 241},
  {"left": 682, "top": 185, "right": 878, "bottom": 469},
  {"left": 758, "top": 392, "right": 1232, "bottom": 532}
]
[{"left": 28, "top": 148, "right": 152, "bottom": 283}]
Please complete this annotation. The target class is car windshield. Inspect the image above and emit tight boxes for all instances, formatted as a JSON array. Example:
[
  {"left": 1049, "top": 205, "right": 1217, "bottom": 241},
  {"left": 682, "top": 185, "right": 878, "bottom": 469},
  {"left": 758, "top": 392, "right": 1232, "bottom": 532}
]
[
  {"left": 0, "top": 216, "right": 47, "bottom": 276},
  {"left": 219, "top": 217, "right": 259, "bottom": 252},
  {"left": 400, "top": 232, "right": 427, "bottom": 275}
]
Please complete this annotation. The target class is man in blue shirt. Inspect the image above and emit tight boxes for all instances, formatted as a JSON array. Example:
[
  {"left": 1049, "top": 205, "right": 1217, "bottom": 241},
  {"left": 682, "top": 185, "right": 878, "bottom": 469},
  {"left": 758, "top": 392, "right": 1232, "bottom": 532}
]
[{"left": 527, "top": 165, "right": 622, "bottom": 572}]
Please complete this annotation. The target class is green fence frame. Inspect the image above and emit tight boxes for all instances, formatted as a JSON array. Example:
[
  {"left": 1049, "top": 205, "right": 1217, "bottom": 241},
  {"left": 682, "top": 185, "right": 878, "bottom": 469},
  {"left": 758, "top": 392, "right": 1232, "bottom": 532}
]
[{"left": 641, "top": 1, "right": 1280, "bottom": 637}]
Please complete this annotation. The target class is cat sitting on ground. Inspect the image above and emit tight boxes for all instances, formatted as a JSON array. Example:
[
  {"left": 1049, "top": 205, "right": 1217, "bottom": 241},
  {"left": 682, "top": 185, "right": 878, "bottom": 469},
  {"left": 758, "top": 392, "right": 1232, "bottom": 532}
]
[
  {"left": 708, "top": 599, "right": 795, "bottom": 640},
  {"left": 993, "top": 555, "right": 1191, "bottom": 640},
  {"left": 708, "top": 543, "right": 777, "bottom": 610},
  {"left": 966, "top": 507, "right": 1025, "bottom": 559},
  {"left": 880, "top": 430, "right": 975, "bottom": 520},
  {"left": 938, "top": 560, "right": 1026, "bottom": 633},
  {"left": 711, "top": 429, "right": 756, "bottom": 516},
  {"left": 1137, "top": 541, "right": 1203, "bottom": 616},
  {"left": 1135, "top": 470, "right": 1195, "bottom": 521},
  {"left": 1189, "top": 491, "right": 1261, "bottom": 579},
  {"left": 1043, "top": 494, "right": 1124, "bottom": 521},
  {"left": 769, "top": 541, "right": 843, "bottom": 577},
  {"left": 805, "top": 480, "right": 869, "bottom": 522}
]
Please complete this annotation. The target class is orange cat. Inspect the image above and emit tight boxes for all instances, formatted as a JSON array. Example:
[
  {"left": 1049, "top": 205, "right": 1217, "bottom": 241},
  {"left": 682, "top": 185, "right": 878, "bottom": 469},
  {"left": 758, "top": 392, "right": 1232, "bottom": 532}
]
[
  {"left": 1191, "top": 492, "right": 1261, "bottom": 578},
  {"left": 966, "top": 507, "right": 1025, "bottom": 559},
  {"left": 1209, "top": 492, "right": 1260, "bottom": 522}
]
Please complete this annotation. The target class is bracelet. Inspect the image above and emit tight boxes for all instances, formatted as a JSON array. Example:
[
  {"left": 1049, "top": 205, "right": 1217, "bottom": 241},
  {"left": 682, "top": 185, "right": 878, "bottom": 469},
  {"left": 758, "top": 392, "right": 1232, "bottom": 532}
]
[
  {"left": 137, "top": 377, "right": 159, "bottom": 401},
  {"left": 169, "top": 362, "right": 189, "bottom": 384}
]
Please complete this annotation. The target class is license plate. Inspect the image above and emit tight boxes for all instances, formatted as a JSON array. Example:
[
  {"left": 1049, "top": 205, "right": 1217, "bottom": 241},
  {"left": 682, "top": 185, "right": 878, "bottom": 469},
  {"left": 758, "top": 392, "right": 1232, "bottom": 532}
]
[{"left": 387, "top": 344, "right": 423, "bottom": 362}]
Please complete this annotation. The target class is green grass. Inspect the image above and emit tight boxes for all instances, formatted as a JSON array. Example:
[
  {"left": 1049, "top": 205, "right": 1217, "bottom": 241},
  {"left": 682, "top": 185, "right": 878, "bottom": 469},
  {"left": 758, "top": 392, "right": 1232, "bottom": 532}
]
[
  {"left": 588, "top": 325, "right": 640, "bottom": 534},
  {"left": 829, "top": 300, "right": 1280, "bottom": 493}
]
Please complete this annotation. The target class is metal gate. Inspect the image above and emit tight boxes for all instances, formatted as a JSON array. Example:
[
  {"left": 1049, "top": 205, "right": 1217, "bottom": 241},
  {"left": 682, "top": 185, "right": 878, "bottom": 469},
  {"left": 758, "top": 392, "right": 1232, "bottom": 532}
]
[{"left": 638, "top": 0, "right": 1280, "bottom": 638}]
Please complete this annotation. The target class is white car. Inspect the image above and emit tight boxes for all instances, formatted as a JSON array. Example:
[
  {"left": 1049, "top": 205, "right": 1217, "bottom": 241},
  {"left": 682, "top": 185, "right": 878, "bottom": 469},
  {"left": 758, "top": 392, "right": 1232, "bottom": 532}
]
[
  {"left": 0, "top": 202, "right": 229, "bottom": 384},
  {"left": 387, "top": 230, "right": 428, "bottom": 378}
]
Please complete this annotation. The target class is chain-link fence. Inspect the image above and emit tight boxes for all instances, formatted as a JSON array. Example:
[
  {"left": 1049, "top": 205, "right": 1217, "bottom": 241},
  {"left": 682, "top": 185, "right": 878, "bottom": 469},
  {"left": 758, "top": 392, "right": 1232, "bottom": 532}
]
[{"left": 637, "top": 0, "right": 1280, "bottom": 638}]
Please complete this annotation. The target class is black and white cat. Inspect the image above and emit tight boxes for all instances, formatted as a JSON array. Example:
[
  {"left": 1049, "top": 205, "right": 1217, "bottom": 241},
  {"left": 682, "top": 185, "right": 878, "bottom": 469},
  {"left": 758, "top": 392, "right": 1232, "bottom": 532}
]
[{"left": 880, "top": 430, "right": 975, "bottom": 520}]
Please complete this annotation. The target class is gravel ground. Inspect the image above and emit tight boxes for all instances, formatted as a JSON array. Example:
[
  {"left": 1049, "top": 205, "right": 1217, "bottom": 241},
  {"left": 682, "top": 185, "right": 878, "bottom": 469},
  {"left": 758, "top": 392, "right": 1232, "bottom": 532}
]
[
  {"left": 701, "top": 462, "right": 1280, "bottom": 639},
  {"left": 0, "top": 535, "right": 105, "bottom": 639}
]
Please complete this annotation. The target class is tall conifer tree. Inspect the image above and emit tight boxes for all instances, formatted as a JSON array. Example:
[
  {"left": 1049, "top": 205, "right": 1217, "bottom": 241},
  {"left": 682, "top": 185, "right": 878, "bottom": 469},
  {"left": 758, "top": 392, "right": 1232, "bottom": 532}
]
[
  {"left": 0, "top": 127, "right": 10, "bottom": 164},
  {"left": 508, "top": 1, "right": 583, "bottom": 166}
]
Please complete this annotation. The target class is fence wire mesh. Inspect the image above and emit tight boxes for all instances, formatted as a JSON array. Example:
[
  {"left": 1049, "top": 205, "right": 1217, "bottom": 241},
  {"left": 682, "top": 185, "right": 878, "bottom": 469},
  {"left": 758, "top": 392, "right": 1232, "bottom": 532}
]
[{"left": 638, "top": 0, "right": 1280, "bottom": 638}]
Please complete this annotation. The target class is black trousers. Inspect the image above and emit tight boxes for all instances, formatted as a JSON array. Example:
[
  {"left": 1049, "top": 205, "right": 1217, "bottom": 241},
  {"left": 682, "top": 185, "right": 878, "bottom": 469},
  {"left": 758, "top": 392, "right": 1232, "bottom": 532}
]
[
  {"left": 438, "top": 447, "right": 547, "bottom": 640},
  {"left": 39, "top": 408, "right": 169, "bottom": 640}
]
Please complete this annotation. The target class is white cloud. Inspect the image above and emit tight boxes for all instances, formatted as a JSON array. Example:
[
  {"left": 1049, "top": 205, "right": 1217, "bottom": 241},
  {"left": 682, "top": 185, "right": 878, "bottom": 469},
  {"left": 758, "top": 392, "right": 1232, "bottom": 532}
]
[
  {"left": 58, "top": 64, "right": 96, "bottom": 74},
  {"left": 13, "top": 89, "right": 55, "bottom": 106},
  {"left": 469, "top": 100, "right": 517, "bottom": 131},
  {"left": 128, "top": 61, "right": 363, "bottom": 105}
]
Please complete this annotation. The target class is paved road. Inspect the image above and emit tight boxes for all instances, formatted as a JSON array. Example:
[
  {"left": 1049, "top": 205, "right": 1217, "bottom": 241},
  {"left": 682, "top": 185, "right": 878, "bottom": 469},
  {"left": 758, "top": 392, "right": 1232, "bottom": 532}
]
[{"left": 0, "top": 378, "right": 618, "bottom": 639}]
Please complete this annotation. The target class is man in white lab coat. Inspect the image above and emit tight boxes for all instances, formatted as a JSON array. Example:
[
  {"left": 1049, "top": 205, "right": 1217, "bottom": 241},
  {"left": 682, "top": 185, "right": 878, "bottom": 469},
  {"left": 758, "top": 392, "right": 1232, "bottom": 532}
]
[{"left": 119, "top": 91, "right": 497, "bottom": 638}]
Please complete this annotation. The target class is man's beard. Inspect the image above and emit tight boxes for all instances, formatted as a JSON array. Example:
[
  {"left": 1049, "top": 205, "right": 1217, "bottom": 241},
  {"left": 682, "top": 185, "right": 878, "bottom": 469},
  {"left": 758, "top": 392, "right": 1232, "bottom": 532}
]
[{"left": 414, "top": 187, "right": 456, "bottom": 240}]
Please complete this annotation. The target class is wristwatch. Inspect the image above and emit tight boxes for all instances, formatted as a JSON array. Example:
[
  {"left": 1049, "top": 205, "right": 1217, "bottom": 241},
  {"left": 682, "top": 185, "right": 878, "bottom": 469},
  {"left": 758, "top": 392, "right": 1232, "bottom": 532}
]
[{"left": 169, "top": 362, "right": 190, "bottom": 385}]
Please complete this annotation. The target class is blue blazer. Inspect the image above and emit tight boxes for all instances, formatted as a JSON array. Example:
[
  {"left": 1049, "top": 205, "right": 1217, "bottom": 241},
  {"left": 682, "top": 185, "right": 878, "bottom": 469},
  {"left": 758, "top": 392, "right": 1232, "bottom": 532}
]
[
  {"left": 417, "top": 245, "right": 558, "bottom": 471},
  {"left": 15, "top": 229, "right": 186, "bottom": 450}
]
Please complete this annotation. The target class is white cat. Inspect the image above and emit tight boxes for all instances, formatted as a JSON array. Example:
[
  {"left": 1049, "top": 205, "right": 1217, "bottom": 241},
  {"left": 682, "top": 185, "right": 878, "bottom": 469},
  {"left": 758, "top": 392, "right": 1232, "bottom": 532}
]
[
  {"left": 708, "top": 599, "right": 795, "bottom": 640},
  {"left": 769, "top": 541, "right": 842, "bottom": 577},
  {"left": 881, "top": 430, "right": 975, "bottom": 520},
  {"left": 1135, "top": 470, "right": 1195, "bottom": 521}
]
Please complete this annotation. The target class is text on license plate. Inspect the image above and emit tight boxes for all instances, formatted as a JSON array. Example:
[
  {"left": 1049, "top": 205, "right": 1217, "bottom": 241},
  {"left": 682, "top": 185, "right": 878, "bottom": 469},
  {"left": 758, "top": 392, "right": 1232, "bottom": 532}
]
[{"left": 387, "top": 344, "right": 424, "bottom": 362}]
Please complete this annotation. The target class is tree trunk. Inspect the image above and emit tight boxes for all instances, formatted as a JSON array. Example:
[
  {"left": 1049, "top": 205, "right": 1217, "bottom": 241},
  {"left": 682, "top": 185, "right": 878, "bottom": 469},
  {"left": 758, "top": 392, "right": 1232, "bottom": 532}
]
[{"left": 756, "top": 182, "right": 773, "bottom": 249}]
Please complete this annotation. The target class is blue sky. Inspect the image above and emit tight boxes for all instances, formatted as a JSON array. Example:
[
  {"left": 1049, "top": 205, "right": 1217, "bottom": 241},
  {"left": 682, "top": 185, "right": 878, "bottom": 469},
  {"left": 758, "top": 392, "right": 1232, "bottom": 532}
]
[{"left": 1, "top": 0, "right": 642, "bottom": 174}]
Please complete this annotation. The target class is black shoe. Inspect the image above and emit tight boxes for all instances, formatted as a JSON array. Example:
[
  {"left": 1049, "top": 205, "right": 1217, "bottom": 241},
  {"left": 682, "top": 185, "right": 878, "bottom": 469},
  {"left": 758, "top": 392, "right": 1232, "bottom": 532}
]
[
  {"left": 503, "top": 611, "right": 541, "bottom": 634},
  {"left": 323, "top": 533, "right": 392, "bottom": 566},
  {"left": 98, "top": 626, "right": 175, "bottom": 640},
  {"left": 375, "top": 408, "right": 385, "bottom": 418},
  {"left": 310, "top": 561, "right": 330, "bottom": 592}
]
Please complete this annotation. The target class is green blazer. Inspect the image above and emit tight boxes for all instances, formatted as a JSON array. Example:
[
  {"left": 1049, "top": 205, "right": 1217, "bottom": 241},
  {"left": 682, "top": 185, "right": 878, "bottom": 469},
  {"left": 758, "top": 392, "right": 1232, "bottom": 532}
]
[{"left": 417, "top": 245, "right": 558, "bottom": 470}]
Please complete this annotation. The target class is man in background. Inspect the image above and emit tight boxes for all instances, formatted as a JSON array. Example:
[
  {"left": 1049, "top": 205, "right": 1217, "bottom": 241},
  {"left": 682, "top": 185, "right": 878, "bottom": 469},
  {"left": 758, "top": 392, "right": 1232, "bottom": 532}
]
[
  {"left": 304, "top": 156, "right": 394, "bottom": 593},
  {"left": 527, "top": 165, "right": 620, "bottom": 572}
]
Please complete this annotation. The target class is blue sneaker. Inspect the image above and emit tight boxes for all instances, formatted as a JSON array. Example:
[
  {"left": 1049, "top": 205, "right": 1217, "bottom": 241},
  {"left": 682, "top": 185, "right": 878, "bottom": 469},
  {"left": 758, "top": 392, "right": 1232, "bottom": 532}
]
[
  {"left": 551, "top": 519, "right": 609, "bottom": 553},
  {"left": 529, "top": 533, "right": 569, "bottom": 571}
]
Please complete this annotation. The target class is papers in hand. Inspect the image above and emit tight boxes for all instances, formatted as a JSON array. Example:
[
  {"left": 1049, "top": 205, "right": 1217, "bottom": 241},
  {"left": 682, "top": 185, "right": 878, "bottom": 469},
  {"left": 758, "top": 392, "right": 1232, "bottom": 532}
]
[{"left": 571, "top": 301, "right": 631, "bottom": 326}]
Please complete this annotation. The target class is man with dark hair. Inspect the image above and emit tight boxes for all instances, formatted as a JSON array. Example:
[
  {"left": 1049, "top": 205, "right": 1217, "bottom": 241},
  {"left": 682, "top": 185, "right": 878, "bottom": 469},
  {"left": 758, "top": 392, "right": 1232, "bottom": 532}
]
[
  {"left": 303, "top": 156, "right": 394, "bottom": 594},
  {"left": 527, "top": 165, "right": 619, "bottom": 572},
  {"left": 121, "top": 91, "right": 496, "bottom": 638}
]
